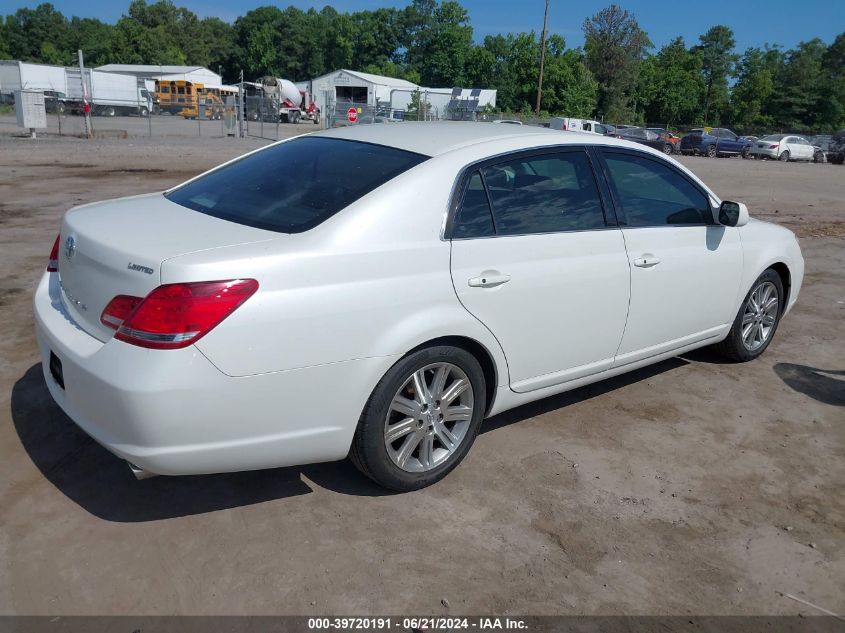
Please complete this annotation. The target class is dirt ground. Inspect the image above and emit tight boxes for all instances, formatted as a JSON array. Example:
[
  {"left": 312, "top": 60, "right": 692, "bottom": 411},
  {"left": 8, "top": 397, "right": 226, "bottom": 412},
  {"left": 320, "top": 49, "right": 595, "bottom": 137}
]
[{"left": 0, "top": 133, "right": 842, "bottom": 617}]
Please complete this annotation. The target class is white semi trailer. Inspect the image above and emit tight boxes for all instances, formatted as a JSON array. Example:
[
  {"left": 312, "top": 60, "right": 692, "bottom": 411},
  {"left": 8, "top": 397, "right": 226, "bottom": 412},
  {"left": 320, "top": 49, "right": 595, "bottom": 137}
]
[
  {"left": 64, "top": 69, "right": 153, "bottom": 117},
  {"left": 0, "top": 61, "right": 67, "bottom": 103},
  {"left": 0, "top": 61, "right": 152, "bottom": 116}
]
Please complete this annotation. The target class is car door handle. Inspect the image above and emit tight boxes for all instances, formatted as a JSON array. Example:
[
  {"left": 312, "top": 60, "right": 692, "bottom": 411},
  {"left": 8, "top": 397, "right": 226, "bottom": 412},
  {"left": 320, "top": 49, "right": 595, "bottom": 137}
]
[
  {"left": 468, "top": 273, "right": 511, "bottom": 288},
  {"left": 633, "top": 255, "right": 661, "bottom": 268}
]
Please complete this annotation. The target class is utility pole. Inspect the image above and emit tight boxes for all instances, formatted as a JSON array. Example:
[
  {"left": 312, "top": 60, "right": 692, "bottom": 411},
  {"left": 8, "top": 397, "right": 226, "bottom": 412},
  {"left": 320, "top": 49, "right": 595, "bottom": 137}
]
[
  {"left": 78, "top": 49, "right": 92, "bottom": 140},
  {"left": 535, "top": 0, "right": 550, "bottom": 116},
  {"left": 238, "top": 69, "right": 244, "bottom": 138}
]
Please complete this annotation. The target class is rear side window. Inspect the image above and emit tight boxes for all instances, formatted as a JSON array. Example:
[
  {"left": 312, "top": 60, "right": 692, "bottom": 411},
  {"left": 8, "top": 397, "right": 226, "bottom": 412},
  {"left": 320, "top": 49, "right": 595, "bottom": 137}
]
[
  {"left": 453, "top": 171, "right": 495, "bottom": 238},
  {"left": 166, "top": 137, "right": 428, "bottom": 233},
  {"left": 479, "top": 152, "right": 606, "bottom": 235},
  {"left": 602, "top": 152, "right": 711, "bottom": 226}
]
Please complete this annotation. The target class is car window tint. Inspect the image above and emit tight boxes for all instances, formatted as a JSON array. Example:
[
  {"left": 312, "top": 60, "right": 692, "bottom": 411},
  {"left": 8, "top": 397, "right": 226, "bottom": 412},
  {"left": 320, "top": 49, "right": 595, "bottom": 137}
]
[
  {"left": 166, "top": 137, "right": 428, "bottom": 233},
  {"left": 453, "top": 171, "right": 495, "bottom": 238},
  {"left": 481, "top": 152, "right": 605, "bottom": 235},
  {"left": 603, "top": 153, "right": 711, "bottom": 226}
]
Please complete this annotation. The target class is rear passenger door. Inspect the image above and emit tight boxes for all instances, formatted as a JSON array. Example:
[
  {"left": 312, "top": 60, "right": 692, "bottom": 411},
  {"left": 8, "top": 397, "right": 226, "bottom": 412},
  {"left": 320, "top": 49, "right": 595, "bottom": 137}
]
[
  {"left": 449, "top": 148, "right": 631, "bottom": 393},
  {"left": 597, "top": 148, "right": 743, "bottom": 365}
]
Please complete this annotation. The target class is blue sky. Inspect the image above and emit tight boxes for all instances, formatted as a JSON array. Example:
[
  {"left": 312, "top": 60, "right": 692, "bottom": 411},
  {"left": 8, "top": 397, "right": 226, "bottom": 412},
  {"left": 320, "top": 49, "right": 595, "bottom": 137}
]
[{"left": 2, "top": 0, "right": 843, "bottom": 52}]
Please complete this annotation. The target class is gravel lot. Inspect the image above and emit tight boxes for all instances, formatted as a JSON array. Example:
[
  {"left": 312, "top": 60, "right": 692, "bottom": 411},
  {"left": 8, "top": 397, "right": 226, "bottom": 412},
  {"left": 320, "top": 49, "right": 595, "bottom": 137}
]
[{"left": 0, "top": 132, "right": 842, "bottom": 616}]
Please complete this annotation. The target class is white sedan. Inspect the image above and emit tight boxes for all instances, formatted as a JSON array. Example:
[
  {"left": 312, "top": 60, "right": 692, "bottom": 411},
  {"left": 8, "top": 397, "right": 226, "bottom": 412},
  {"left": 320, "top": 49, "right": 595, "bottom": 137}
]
[
  {"left": 34, "top": 123, "right": 804, "bottom": 491},
  {"left": 750, "top": 134, "right": 816, "bottom": 161}
]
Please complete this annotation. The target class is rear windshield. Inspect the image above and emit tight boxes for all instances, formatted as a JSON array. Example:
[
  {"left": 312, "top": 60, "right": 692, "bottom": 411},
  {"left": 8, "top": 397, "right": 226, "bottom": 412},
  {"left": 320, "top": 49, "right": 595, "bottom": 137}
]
[
  {"left": 166, "top": 136, "right": 428, "bottom": 233},
  {"left": 761, "top": 134, "right": 786, "bottom": 141}
]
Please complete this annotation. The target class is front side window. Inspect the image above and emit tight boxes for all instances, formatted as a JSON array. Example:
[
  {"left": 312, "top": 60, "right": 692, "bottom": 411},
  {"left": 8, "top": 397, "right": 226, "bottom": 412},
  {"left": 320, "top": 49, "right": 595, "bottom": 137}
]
[
  {"left": 166, "top": 137, "right": 428, "bottom": 233},
  {"left": 480, "top": 151, "right": 606, "bottom": 235},
  {"left": 602, "top": 152, "right": 711, "bottom": 226}
]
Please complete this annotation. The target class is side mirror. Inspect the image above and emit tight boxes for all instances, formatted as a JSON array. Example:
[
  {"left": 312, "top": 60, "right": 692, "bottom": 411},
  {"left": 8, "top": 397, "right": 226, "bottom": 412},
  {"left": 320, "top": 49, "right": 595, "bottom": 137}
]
[{"left": 719, "top": 201, "right": 749, "bottom": 227}]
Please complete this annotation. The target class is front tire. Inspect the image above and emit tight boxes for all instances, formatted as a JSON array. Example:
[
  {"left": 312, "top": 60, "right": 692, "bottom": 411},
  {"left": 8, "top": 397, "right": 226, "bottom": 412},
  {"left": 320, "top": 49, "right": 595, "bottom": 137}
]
[
  {"left": 350, "top": 345, "right": 486, "bottom": 491},
  {"left": 714, "top": 269, "right": 784, "bottom": 362}
]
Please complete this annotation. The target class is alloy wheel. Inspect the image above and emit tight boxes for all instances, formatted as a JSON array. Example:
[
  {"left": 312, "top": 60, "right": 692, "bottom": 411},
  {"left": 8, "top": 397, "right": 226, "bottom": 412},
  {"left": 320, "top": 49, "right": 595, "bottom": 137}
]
[
  {"left": 384, "top": 362, "right": 474, "bottom": 473},
  {"left": 741, "top": 281, "right": 779, "bottom": 352}
]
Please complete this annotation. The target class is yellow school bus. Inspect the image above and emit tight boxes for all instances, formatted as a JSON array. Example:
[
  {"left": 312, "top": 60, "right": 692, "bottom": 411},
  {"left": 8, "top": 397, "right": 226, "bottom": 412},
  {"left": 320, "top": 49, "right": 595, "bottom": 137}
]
[
  {"left": 154, "top": 79, "right": 202, "bottom": 115},
  {"left": 155, "top": 80, "right": 238, "bottom": 119}
]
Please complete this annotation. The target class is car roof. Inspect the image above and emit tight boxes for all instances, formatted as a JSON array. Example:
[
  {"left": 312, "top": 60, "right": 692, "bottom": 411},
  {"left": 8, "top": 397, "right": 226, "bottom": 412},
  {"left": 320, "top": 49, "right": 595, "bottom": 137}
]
[{"left": 317, "top": 122, "right": 592, "bottom": 157}]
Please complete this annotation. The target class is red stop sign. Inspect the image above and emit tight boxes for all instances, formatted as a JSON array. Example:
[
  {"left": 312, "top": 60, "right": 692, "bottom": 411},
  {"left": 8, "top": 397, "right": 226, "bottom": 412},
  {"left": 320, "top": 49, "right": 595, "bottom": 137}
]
[{"left": 347, "top": 107, "right": 358, "bottom": 123}]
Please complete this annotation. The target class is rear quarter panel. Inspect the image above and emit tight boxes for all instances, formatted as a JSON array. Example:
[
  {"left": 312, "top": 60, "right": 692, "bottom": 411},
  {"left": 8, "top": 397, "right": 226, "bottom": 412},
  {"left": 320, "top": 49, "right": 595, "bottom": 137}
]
[{"left": 164, "top": 157, "right": 510, "bottom": 384}]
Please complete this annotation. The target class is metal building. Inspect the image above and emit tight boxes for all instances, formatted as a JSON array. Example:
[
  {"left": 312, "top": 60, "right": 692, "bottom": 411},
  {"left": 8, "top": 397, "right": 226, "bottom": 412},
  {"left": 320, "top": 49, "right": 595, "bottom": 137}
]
[{"left": 95, "top": 65, "right": 222, "bottom": 86}]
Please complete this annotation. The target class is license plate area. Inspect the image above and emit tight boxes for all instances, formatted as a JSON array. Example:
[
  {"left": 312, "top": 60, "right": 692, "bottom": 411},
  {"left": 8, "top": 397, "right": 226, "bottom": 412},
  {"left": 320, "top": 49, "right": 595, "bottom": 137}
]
[{"left": 49, "top": 351, "right": 65, "bottom": 390}]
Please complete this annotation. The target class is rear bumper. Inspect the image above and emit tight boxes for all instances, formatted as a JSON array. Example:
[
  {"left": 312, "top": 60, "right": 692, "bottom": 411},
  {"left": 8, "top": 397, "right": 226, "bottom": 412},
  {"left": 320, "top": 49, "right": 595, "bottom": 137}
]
[
  {"left": 33, "top": 273, "right": 387, "bottom": 476},
  {"left": 750, "top": 147, "right": 779, "bottom": 159}
]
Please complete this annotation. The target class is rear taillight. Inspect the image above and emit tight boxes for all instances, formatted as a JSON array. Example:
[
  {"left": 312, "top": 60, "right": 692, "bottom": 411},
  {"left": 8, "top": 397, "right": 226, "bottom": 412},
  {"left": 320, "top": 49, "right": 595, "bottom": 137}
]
[
  {"left": 769, "top": 144, "right": 779, "bottom": 149},
  {"left": 105, "top": 279, "right": 258, "bottom": 350},
  {"left": 47, "top": 235, "right": 60, "bottom": 272},
  {"left": 101, "top": 294, "right": 143, "bottom": 329}
]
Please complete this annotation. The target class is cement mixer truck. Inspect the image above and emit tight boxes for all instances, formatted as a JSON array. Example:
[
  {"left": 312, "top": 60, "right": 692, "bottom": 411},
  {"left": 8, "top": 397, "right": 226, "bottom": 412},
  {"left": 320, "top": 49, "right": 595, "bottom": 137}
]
[{"left": 249, "top": 76, "right": 320, "bottom": 124}]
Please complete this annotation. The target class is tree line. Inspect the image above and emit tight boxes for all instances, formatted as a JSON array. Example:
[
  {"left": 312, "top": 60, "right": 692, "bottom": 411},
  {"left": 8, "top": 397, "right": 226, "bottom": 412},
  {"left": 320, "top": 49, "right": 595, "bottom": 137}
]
[{"left": 1, "top": 0, "right": 843, "bottom": 132}]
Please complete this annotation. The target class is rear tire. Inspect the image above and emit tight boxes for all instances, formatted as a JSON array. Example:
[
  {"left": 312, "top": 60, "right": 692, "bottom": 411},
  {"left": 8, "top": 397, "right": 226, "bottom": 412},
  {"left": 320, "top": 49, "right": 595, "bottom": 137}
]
[
  {"left": 714, "top": 269, "right": 784, "bottom": 362},
  {"left": 706, "top": 144, "right": 717, "bottom": 158},
  {"left": 350, "top": 345, "right": 486, "bottom": 491},
  {"left": 779, "top": 150, "right": 790, "bottom": 162},
  {"left": 662, "top": 143, "right": 673, "bottom": 155}
]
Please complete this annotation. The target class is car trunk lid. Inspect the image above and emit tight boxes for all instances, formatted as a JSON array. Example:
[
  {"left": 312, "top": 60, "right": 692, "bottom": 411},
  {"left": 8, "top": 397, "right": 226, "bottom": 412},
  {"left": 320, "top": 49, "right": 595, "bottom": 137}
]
[{"left": 57, "top": 192, "right": 280, "bottom": 342}]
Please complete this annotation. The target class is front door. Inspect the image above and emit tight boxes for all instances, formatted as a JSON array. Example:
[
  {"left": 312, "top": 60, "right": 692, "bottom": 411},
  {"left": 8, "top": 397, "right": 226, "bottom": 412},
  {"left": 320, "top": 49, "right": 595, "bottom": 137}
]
[
  {"left": 598, "top": 149, "right": 743, "bottom": 366},
  {"left": 449, "top": 148, "right": 631, "bottom": 393}
]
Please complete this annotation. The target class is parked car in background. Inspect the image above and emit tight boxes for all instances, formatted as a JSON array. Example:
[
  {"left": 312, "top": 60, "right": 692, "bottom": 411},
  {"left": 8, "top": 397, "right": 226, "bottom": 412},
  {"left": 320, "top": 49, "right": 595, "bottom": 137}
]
[
  {"left": 647, "top": 128, "right": 681, "bottom": 148},
  {"left": 549, "top": 117, "right": 611, "bottom": 135},
  {"left": 34, "top": 123, "right": 803, "bottom": 490},
  {"left": 750, "top": 134, "right": 816, "bottom": 161},
  {"left": 740, "top": 135, "right": 759, "bottom": 144},
  {"left": 810, "top": 135, "right": 833, "bottom": 163},
  {"left": 828, "top": 130, "right": 845, "bottom": 164},
  {"left": 679, "top": 128, "right": 753, "bottom": 158},
  {"left": 617, "top": 127, "right": 675, "bottom": 154}
]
